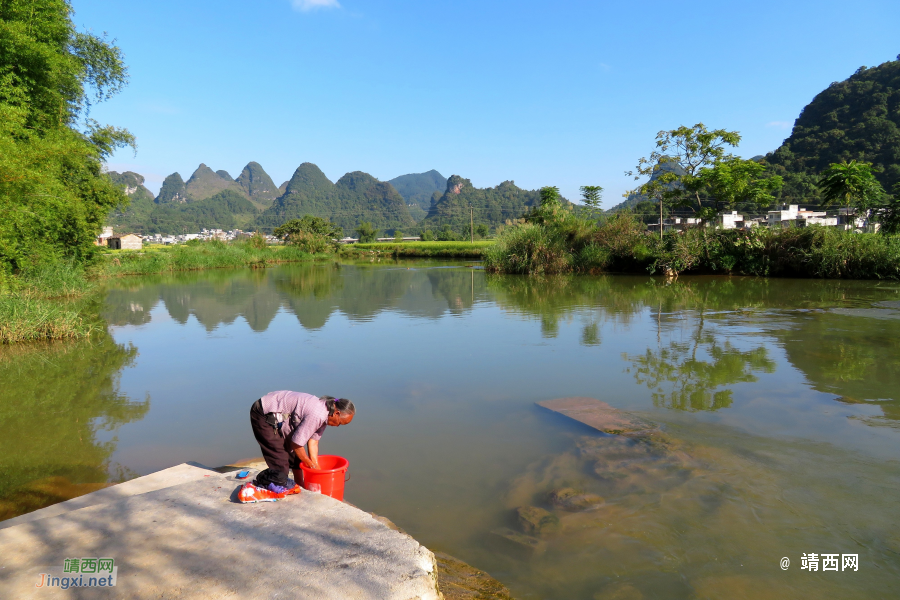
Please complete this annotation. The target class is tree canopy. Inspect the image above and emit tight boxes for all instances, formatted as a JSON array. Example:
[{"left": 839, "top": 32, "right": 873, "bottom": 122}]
[{"left": 0, "top": 0, "right": 133, "bottom": 274}]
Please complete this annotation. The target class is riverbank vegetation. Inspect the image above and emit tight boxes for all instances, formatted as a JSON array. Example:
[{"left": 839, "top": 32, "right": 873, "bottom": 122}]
[
  {"left": 486, "top": 121, "right": 900, "bottom": 279},
  {"left": 484, "top": 204, "right": 900, "bottom": 279},
  {"left": 353, "top": 241, "right": 493, "bottom": 258}
]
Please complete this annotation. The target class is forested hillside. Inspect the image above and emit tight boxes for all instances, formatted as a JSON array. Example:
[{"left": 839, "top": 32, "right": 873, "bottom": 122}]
[
  {"left": 388, "top": 170, "right": 447, "bottom": 221},
  {"left": 764, "top": 56, "right": 900, "bottom": 203},
  {"left": 256, "top": 163, "right": 415, "bottom": 234},
  {"left": 419, "top": 176, "right": 544, "bottom": 233}
]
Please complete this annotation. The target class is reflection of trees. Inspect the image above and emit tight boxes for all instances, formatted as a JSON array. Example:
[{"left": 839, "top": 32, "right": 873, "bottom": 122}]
[
  {"left": 0, "top": 334, "right": 149, "bottom": 520},
  {"left": 627, "top": 334, "right": 776, "bottom": 411},
  {"left": 774, "top": 310, "right": 900, "bottom": 423}
]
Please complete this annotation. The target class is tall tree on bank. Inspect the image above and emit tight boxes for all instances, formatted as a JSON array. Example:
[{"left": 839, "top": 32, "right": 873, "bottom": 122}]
[
  {"left": 818, "top": 160, "right": 885, "bottom": 230},
  {"left": 579, "top": 185, "right": 603, "bottom": 222},
  {"left": 0, "top": 0, "right": 133, "bottom": 275}
]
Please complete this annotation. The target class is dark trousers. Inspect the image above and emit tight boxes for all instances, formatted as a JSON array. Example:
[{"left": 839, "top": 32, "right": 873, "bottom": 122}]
[{"left": 250, "top": 399, "right": 299, "bottom": 488}]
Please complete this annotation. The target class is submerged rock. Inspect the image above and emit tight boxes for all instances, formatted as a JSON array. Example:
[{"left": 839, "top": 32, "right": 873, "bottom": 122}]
[
  {"left": 593, "top": 582, "right": 644, "bottom": 600},
  {"left": 435, "top": 552, "right": 516, "bottom": 600},
  {"left": 516, "top": 505, "right": 560, "bottom": 535},
  {"left": 549, "top": 487, "right": 605, "bottom": 511},
  {"left": 536, "top": 397, "right": 658, "bottom": 437},
  {"left": 488, "top": 527, "right": 547, "bottom": 560}
]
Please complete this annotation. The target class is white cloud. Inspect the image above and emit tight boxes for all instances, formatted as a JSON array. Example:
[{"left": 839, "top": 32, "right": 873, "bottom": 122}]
[
  {"left": 291, "top": 0, "right": 341, "bottom": 11},
  {"left": 765, "top": 121, "right": 792, "bottom": 129}
]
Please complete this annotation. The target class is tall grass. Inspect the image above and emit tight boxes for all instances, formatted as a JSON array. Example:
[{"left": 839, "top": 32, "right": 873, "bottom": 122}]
[
  {"left": 0, "top": 263, "right": 97, "bottom": 344},
  {"left": 92, "top": 240, "right": 324, "bottom": 277},
  {"left": 486, "top": 213, "right": 900, "bottom": 280}
]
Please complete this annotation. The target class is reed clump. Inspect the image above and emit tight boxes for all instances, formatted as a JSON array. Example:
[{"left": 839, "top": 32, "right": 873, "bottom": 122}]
[{"left": 485, "top": 212, "right": 900, "bottom": 280}]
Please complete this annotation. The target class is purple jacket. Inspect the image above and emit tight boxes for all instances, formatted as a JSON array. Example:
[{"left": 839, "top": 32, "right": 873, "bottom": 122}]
[{"left": 260, "top": 391, "right": 328, "bottom": 447}]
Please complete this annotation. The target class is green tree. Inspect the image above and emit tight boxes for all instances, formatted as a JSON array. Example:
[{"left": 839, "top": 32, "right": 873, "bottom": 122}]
[
  {"left": 475, "top": 223, "right": 490, "bottom": 238},
  {"left": 0, "top": 0, "right": 134, "bottom": 274},
  {"left": 627, "top": 162, "right": 682, "bottom": 239},
  {"left": 632, "top": 123, "right": 742, "bottom": 214},
  {"left": 273, "top": 215, "right": 342, "bottom": 240},
  {"left": 436, "top": 224, "right": 458, "bottom": 241},
  {"left": 818, "top": 160, "right": 885, "bottom": 230},
  {"left": 695, "top": 158, "right": 783, "bottom": 222},
  {"left": 579, "top": 185, "right": 603, "bottom": 222},
  {"left": 526, "top": 186, "right": 565, "bottom": 225},
  {"left": 355, "top": 221, "right": 378, "bottom": 243},
  {"left": 878, "top": 183, "right": 900, "bottom": 234}
]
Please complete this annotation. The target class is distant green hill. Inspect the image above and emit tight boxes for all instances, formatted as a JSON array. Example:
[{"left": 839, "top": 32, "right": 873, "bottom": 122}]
[
  {"left": 764, "top": 56, "right": 900, "bottom": 203},
  {"left": 143, "top": 189, "right": 259, "bottom": 234},
  {"left": 388, "top": 170, "right": 447, "bottom": 221},
  {"left": 419, "top": 175, "right": 543, "bottom": 233},
  {"left": 157, "top": 172, "right": 189, "bottom": 204},
  {"left": 106, "top": 171, "right": 157, "bottom": 234},
  {"left": 184, "top": 163, "right": 246, "bottom": 202},
  {"left": 235, "top": 161, "right": 280, "bottom": 209},
  {"left": 257, "top": 163, "right": 415, "bottom": 234}
]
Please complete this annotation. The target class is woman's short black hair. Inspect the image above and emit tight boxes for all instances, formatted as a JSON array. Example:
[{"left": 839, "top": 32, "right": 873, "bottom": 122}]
[{"left": 322, "top": 396, "right": 356, "bottom": 417}]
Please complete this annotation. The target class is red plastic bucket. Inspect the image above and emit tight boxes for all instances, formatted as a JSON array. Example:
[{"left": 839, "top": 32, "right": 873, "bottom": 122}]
[{"left": 300, "top": 455, "right": 349, "bottom": 500}]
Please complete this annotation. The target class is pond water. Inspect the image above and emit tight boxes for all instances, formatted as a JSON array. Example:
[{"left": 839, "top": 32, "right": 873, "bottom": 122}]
[{"left": 2, "top": 261, "right": 900, "bottom": 599}]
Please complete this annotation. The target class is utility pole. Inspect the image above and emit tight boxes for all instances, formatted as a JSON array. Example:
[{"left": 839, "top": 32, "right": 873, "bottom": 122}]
[{"left": 470, "top": 207, "right": 474, "bottom": 243}]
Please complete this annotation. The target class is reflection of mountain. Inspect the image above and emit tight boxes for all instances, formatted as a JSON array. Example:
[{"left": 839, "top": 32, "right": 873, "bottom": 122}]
[
  {"left": 103, "top": 264, "right": 492, "bottom": 334},
  {"left": 0, "top": 335, "right": 149, "bottom": 520}
]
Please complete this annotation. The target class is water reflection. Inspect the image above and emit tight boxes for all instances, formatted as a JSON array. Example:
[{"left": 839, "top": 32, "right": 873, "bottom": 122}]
[
  {"left": 0, "top": 334, "right": 149, "bottom": 520},
  {"left": 103, "top": 263, "right": 489, "bottom": 332},
  {"left": 627, "top": 336, "right": 776, "bottom": 411}
]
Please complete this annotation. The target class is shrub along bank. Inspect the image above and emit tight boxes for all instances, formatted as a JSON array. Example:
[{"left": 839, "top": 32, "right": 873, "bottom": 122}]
[{"left": 484, "top": 212, "right": 900, "bottom": 280}]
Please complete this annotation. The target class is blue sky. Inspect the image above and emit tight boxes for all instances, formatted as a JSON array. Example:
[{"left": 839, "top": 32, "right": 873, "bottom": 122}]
[{"left": 78, "top": 0, "right": 900, "bottom": 204}]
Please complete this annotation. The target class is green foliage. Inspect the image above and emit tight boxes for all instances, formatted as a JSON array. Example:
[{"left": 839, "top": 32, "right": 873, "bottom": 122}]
[
  {"left": 436, "top": 224, "right": 458, "bottom": 241},
  {"left": 817, "top": 160, "right": 885, "bottom": 222},
  {"left": 765, "top": 58, "right": 900, "bottom": 199},
  {"left": 274, "top": 215, "right": 343, "bottom": 240},
  {"left": 483, "top": 223, "right": 572, "bottom": 275},
  {"left": 355, "top": 221, "right": 379, "bottom": 243},
  {"left": 0, "top": 1, "right": 134, "bottom": 273},
  {"left": 579, "top": 185, "right": 603, "bottom": 221},
  {"left": 694, "top": 157, "right": 783, "bottom": 219},
  {"left": 421, "top": 229, "right": 435, "bottom": 241}
]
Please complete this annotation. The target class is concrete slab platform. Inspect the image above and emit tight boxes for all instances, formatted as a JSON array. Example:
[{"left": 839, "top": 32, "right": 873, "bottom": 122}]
[
  {"left": 0, "top": 466, "right": 440, "bottom": 599},
  {"left": 536, "top": 397, "right": 659, "bottom": 436},
  {"left": 0, "top": 462, "right": 217, "bottom": 531}
]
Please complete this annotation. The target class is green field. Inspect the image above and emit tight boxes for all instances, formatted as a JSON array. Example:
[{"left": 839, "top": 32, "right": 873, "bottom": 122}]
[{"left": 353, "top": 240, "right": 494, "bottom": 258}]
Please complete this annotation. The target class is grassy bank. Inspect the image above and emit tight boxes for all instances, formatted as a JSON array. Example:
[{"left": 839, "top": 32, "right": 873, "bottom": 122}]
[
  {"left": 1, "top": 240, "right": 331, "bottom": 344},
  {"left": 353, "top": 240, "right": 494, "bottom": 258},
  {"left": 484, "top": 214, "right": 900, "bottom": 280},
  {"left": 0, "top": 263, "right": 99, "bottom": 344},
  {"left": 91, "top": 240, "right": 328, "bottom": 277}
]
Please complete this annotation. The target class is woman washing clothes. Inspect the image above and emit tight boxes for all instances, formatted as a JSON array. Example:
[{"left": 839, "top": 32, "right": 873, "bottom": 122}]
[{"left": 250, "top": 391, "right": 356, "bottom": 493}]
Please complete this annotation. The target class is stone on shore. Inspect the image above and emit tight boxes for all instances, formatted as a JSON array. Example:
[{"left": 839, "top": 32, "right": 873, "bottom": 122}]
[{"left": 516, "top": 505, "right": 560, "bottom": 535}]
